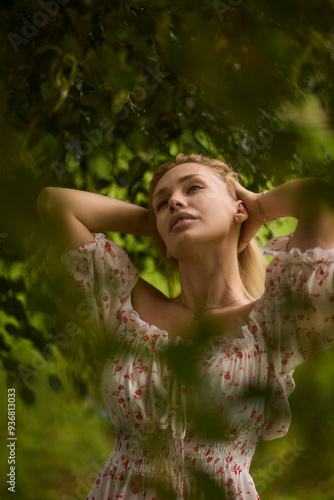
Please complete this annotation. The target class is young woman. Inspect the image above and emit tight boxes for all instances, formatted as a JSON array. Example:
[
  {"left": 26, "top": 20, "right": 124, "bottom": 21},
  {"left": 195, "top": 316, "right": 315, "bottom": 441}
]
[{"left": 37, "top": 153, "right": 334, "bottom": 499}]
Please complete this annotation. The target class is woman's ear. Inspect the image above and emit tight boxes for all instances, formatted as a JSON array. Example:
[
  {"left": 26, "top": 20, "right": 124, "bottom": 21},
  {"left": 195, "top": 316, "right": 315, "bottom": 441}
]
[{"left": 235, "top": 200, "right": 248, "bottom": 223}]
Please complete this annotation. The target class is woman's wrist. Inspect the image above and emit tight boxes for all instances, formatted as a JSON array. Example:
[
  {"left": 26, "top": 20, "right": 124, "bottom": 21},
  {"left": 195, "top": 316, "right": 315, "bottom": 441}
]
[
  {"left": 256, "top": 182, "right": 298, "bottom": 221},
  {"left": 255, "top": 191, "right": 279, "bottom": 223}
]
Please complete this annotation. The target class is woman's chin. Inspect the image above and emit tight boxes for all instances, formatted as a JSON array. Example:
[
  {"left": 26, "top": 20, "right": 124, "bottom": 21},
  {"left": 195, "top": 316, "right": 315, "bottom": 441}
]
[{"left": 167, "top": 244, "right": 201, "bottom": 262}]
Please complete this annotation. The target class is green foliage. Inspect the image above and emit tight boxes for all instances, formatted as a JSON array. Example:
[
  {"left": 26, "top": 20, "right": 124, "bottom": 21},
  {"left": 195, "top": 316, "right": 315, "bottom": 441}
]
[
  {"left": 0, "top": 366, "right": 113, "bottom": 499},
  {"left": 1, "top": 1, "right": 334, "bottom": 498},
  {"left": 1, "top": 0, "right": 334, "bottom": 396}
]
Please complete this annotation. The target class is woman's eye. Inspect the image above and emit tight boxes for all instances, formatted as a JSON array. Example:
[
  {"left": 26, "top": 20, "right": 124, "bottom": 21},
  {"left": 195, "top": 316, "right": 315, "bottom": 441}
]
[
  {"left": 156, "top": 185, "right": 202, "bottom": 211},
  {"left": 189, "top": 185, "right": 202, "bottom": 192},
  {"left": 157, "top": 200, "right": 168, "bottom": 211}
]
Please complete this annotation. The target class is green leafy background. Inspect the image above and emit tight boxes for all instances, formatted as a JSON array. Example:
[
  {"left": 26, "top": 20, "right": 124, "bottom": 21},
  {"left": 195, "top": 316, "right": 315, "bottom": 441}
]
[{"left": 0, "top": 0, "right": 334, "bottom": 498}]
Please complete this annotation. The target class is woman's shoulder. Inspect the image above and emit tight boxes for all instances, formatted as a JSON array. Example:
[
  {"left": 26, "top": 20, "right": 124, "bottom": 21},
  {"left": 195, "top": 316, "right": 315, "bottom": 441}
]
[
  {"left": 131, "top": 278, "right": 170, "bottom": 323},
  {"left": 131, "top": 280, "right": 190, "bottom": 338},
  {"left": 132, "top": 277, "right": 168, "bottom": 307}
]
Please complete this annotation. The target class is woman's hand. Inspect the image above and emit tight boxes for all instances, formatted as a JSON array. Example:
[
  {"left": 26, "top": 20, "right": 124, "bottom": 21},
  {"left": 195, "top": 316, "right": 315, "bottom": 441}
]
[
  {"left": 232, "top": 180, "right": 265, "bottom": 252},
  {"left": 234, "top": 176, "right": 334, "bottom": 253}
]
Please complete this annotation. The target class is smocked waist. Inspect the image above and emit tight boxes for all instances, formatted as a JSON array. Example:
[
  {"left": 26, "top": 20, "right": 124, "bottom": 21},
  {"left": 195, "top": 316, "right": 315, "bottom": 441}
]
[{"left": 110, "top": 430, "right": 256, "bottom": 478}]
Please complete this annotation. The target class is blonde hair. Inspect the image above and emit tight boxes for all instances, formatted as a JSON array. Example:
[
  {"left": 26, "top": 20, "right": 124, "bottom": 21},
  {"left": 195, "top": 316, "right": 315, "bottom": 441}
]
[{"left": 148, "top": 153, "right": 266, "bottom": 298}]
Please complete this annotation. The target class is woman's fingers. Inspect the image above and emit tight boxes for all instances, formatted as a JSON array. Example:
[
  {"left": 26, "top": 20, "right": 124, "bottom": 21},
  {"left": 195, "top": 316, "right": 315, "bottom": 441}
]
[
  {"left": 231, "top": 178, "right": 267, "bottom": 250},
  {"left": 232, "top": 178, "right": 249, "bottom": 200},
  {"left": 232, "top": 178, "right": 259, "bottom": 212}
]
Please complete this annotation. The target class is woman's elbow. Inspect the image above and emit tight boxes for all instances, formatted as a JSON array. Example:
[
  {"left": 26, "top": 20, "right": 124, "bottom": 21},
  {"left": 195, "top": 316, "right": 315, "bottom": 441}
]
[{"left": 36, "top": 187, "right": 59, "bottom": 221}]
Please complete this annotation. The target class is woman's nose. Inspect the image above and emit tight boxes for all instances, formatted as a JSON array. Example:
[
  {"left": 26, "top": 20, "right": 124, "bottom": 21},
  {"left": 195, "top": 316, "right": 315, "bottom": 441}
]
[{"left": 168, "top": 193, "right": 185, "bottom": 211}]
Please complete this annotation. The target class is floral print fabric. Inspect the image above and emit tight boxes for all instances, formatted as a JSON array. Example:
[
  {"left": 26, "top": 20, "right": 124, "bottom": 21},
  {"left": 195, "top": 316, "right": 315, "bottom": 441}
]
[{"left": 57, "top": 233, "right": 334, "bottom": 499}]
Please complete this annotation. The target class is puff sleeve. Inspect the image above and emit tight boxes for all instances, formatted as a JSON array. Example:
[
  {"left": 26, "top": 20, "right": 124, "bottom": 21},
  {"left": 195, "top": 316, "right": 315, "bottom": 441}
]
[
  {"left": 252, "top": 234, "right": 334, "bottom": 374},
  {"left": 45, "top": 233, "right": 139, "bottom": 336}
]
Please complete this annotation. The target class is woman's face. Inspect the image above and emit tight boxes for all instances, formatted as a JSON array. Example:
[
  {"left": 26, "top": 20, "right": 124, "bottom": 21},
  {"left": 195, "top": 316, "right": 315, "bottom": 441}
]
[{"left": 152, "top": 163, "right": 245, "bottom": 260}]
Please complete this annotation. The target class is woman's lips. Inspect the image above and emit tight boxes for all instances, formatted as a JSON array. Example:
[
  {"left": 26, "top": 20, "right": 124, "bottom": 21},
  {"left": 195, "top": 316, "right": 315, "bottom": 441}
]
[
  {"left": 172, "top": 218, "right": 197, "bottom": 231},
  {"left": 170, "top": 214, "right": 197, "bottom": 231}
]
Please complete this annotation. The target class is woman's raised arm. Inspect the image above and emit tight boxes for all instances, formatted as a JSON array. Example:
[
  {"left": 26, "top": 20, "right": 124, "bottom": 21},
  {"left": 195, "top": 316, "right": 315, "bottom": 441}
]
[
  {"left": 234, "top": 178, "right": 334, "bottom": 252},
  {"left": 36, "top": 187, "right": 151, "bottom": 261}
]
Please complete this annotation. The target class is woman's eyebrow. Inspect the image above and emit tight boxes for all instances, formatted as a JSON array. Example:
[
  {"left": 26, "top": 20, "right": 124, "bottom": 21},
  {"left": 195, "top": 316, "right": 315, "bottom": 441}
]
[{"left": 153, "top": 174, "right": 206, "bottom": 200}]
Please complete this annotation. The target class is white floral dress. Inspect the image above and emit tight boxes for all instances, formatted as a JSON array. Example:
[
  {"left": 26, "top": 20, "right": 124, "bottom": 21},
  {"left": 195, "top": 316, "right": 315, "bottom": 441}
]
[{"left": 56, "top": 233, "right": 334, "bottom": 500}]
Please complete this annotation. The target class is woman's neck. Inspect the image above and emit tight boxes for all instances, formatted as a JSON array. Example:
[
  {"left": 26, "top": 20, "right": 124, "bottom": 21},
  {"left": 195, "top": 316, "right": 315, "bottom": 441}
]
[{"left": 177, "top": 244, "right": 250, "bottom": 315}]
